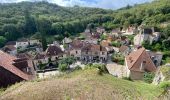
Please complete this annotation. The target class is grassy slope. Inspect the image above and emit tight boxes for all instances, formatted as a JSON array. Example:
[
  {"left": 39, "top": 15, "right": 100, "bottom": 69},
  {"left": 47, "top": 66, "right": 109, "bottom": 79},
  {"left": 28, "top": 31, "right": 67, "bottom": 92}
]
[
  {"left": 161, "top": 66, "right": 170, "bottom": 81},
  {"left": 0, "top": 68, "right": 167, "bottom": 100}
]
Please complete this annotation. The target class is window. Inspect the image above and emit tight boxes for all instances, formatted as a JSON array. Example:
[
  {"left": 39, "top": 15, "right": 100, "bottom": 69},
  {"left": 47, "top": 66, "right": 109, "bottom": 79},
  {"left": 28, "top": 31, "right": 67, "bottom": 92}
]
[
  {"left": 102, "top": 52, "right": 105, "bottom": 55},
  {"left": 86, "top": 51, "right": 88, "bottom": 54},
  {"left": 76, "top": 51, "right": 78, "bottom": 54}
]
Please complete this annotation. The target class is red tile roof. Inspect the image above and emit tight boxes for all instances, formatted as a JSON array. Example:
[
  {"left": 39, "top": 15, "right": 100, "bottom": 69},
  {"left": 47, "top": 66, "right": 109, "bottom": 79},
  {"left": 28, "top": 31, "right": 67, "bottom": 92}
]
[
  {"left": 0, "top": 50, "right": 32, "bottom": 80},
  {"left": 119, "top": 45, "right": 129, "bottom": 52},
  {"left": 82, "top": 44, "right": 107, "bottom": 52},
  {"left": 46, "top": 45, "right": 63, "bottom": 56},
  {"left": 69, "top": 40, "right": 85, "bottom": 49},
  {"left": 125, "top": 48, "right": 157, "bottom": 72}
]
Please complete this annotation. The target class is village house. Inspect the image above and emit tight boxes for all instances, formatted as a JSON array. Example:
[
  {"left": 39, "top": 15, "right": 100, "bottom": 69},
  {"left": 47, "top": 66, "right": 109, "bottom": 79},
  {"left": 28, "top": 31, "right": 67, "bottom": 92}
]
[
  {"left": 81, "top": 44, "right": 107, "bottom": 63},
  {"left": 2, "top": 41, "right": 17, "bottom": 56},
  {"left": 84, "top": 37, "right": 98, "bottom": 44},
  {"left": 62, "top": 37, "right": 72, "bottom": 48},
  {"left": 69, "top": 40, "right": 85, "bottom": 60},
  {"left": 0, "top": 50, "right": 35, "bottom": 87},
  {"left": 125, "top": 47, "right": 159, "bottom": 80},
  {"left": 111, "top": 29, "right": 122, "bottom": 38},
  {"left": 96, "top": 27, "right": 105, "bottom": 34},
  {"left": 29, "top": 39, "right": 41, "bottom": 46},
  {"left": 100, "top": 40, "right": 114, "bottom": 53},
  {"left": 33, "top": 45, "right": 63, "bottom": 69},
  {"left": 122, "top": 26, "right": 138, "bottom": 35},
  {"left": 15, "top": 38, "right": 29, "bottom": 50},
  {"left": 134, "top": 28, "right": 161, "bottom": 45},
  {"left": 119, "top": 45, "right": 131, "bottom": 56}
]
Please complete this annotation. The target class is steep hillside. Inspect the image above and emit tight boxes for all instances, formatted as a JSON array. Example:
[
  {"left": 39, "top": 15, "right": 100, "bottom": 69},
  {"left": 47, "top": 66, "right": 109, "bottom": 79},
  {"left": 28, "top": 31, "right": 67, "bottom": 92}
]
[{"left": 0, "top": 68, "right": 169, "bottom": 100}]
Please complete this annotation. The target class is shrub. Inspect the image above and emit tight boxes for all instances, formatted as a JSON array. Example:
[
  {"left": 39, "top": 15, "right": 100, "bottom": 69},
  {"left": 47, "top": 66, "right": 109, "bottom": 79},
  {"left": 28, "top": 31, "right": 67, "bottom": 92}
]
[
  {"left": 74, "top": 65, "right": 82, "bottom": 70},
  {"left": 111, "top": 53, "right": 125, "bottom": 65},
  {"left": 144, "top": 72, "right": 155, "bottom": 83},
  {"left": 59, "top": 64, "right": 68, "bottom": 72},
  {"left": 159, "top": 81, "right": 170, "bottom": 90},
  {"left": 89, "top": 64, "right": 108, "bottom": 75}
]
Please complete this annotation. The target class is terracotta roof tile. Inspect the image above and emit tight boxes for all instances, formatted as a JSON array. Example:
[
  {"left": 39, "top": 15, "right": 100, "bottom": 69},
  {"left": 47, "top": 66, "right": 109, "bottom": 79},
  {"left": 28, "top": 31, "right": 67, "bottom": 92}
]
[
  {"left": 125, "top": 48, "right": 157, "bottom": 72},
  {"left": 119, "top": 45, "right": 129, "bottom": 52},
  {"left": 0, "top": 50, "right": 32, "bottom": 80},
  {"left": 46, "top": 45, "right": 63, "bottom": 56}
]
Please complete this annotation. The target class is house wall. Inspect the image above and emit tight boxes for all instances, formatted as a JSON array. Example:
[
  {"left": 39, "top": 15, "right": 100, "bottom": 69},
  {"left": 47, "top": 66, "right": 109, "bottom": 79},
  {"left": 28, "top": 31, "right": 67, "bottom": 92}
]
[
  {"left": 70, "top": 49, "right": 81, "bottom": 58},
  {"left": 100, "top": 51, "right": 107, "bottom": 60},
  {"left": 130, "top": 71, "right": 144, "bottom": 80},
  {"left": 29, "top": 40, "right": 40, "bottom": 45},
  {"left": 9, "top": 50, "right": 17, "bottom": 56},
  {"left": 16, "top": 42, "right": 29, "bottom": 49},
  {"left": 0, "top": 67, "right": 23, "bottom": 87},
  {"left": 33, "top": 58, "right": 48, "bottom": 69}
]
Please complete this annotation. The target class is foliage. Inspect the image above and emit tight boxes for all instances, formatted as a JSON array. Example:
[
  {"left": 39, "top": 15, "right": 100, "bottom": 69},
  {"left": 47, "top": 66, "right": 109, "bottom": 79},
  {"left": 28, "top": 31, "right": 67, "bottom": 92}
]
[
  {"left": 144, "top": 72, "right": 155, "bottom": 83},
  {"left": 59, "top": 63, "right": 68, "bottom": 72},
  {"left": 96, "top": 64, "right": 108, "bottom": 75},
  {"left": 0, "top": 1, "right": 113, "bottom": 43},
  {"left": 41, "top": 35, "right": 47, "bottom": 51},
  {"left": 111, "top": 53, "right": 124, "bottom": 65},
  {"left": 0, "top": 1, "right": 170, "bottom": 48},
  {"left": 159, "top": 81, "right": 170, "bottom": 91},
  {"left": 38, "top": 62, "right": 46, "bottom": 70},
  {"left": 111, "top": 41, "right": 121, "bottom": 47},
  {"left": 0, "top": 36, "right": 6, "bottom": 47},
  {"left": 58, "top": 56, "right": 76, "bottom": 71},
  {"left": 161, "top": 66, "right": 170, "bottom": 81}
]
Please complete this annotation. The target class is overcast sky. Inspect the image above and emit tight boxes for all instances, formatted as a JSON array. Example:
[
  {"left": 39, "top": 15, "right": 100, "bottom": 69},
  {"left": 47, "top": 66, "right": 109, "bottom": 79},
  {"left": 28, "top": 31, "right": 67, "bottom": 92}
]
[{"left": 0, "top": 0, "right": 153, "bottom": 9}]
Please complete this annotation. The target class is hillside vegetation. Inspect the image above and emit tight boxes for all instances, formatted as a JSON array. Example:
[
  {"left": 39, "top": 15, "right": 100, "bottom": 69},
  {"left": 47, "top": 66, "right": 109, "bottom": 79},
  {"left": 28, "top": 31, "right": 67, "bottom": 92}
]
[
  {"left": 0, "top": 68, "right": 169, "bottom": 100},
  {"left": 0, "top": 0, "right": 170, "bottom": 48}
]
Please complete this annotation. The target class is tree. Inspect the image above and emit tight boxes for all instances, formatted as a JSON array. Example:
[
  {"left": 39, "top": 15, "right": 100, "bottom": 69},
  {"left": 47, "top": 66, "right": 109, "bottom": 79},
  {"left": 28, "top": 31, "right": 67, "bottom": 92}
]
[
  {"left": 24, "top": 9, "right": 37, "bottom": 35},
  {"left": 52, "top": 23, "right": 63, "bottom": 35},
  {"left": 0, "top": 36, "right": 6, "bottom": 47},
  {"left": 36, "top": 17, "right": 52, "bottom": 34},
  {"left": 162, "top": 38, "right": 170, "bottom": 50},
  {"left": 41, "top": 35, "right": 47, "bottom": 51},
  {"left": 3, "top": 24, "right": 21, "bottom": 40}
]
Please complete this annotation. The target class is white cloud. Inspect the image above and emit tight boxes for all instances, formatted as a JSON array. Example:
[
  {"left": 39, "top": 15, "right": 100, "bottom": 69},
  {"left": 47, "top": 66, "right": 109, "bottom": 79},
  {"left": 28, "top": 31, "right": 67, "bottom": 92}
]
[{"left": 0, "top": 0, "right": 153, "bottom": 9}]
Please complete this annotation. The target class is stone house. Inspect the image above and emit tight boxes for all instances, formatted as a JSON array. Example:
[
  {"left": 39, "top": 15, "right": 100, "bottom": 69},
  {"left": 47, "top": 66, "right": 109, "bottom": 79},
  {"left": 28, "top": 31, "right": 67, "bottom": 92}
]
[
  {"left": 62, "top": 37, "right": 72, "bottom": 48},
  {"left": 123, "top": 26, "right": 138, "bottom": 35},
  {"left": 81, "top": 44, "right": 107, "bottom": 62},
  {"left": 111, "top": 29, "right": 122, "bottom": 38},
  {"left": 96, "top": 27, "right": 105, "bottom": 34},
  {"left": 0, "top": 50, "right": 35, "bottom": 87},
  {"left": 69, "top": 40, "right": 85, "bottom": 60},
  {"left": 15, "top": 38, "right": 29, "bottom": 50},
  {"left": 29, "top": 39, "right": 41, "bottom": 46},
  {"left": 134, "top": 28, "right": 161, "bottom": 45},
  {"left": 84, "top": 37, "right": 98, "bottom": 44},
  {"left": 119, "top": 45, "right": 130, "bottom": 56},
  {"left": 2, "top": 41, "right": 17, "bottom": 56},
  {"left": 33, "top": 45, "right": 63, "bottom": 69},
  {"left": 125, "top": 47, "right": 158, "bottom": 80}
]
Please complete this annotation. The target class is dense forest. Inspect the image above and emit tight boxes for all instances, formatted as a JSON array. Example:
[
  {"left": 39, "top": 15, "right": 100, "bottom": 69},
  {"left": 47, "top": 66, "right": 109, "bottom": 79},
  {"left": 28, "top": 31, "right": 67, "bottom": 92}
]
[{"left": 0, "top": 0, "right": 170, "bottom": 48}]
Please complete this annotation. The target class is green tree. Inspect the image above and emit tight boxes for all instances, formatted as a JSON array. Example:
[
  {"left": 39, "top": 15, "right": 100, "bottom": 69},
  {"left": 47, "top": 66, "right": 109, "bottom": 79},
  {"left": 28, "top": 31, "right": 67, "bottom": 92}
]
[
  {"left": 41, "top": 35, "right": 47, "bottom": 51},
  {"left": 3, "top": 24, "right": 20, "bottom": 40},
  {"left": 36, "top": 17, "right": 52, "bottom": 34},
  {"left": 0, "top": 36, "right": 7, "bottom": 47},
  {"left": 52, "top": 23, "right": 63, "bottom": 35},
  {"left": 24, "top": 9, "right": 37, "bottom": 35}
]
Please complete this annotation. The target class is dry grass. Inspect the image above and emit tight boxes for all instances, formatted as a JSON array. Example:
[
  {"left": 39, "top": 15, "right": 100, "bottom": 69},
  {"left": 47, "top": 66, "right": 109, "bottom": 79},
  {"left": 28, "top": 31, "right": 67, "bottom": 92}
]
[{"left": 0, "top": 68, "right": 168, "bottom": 100}]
